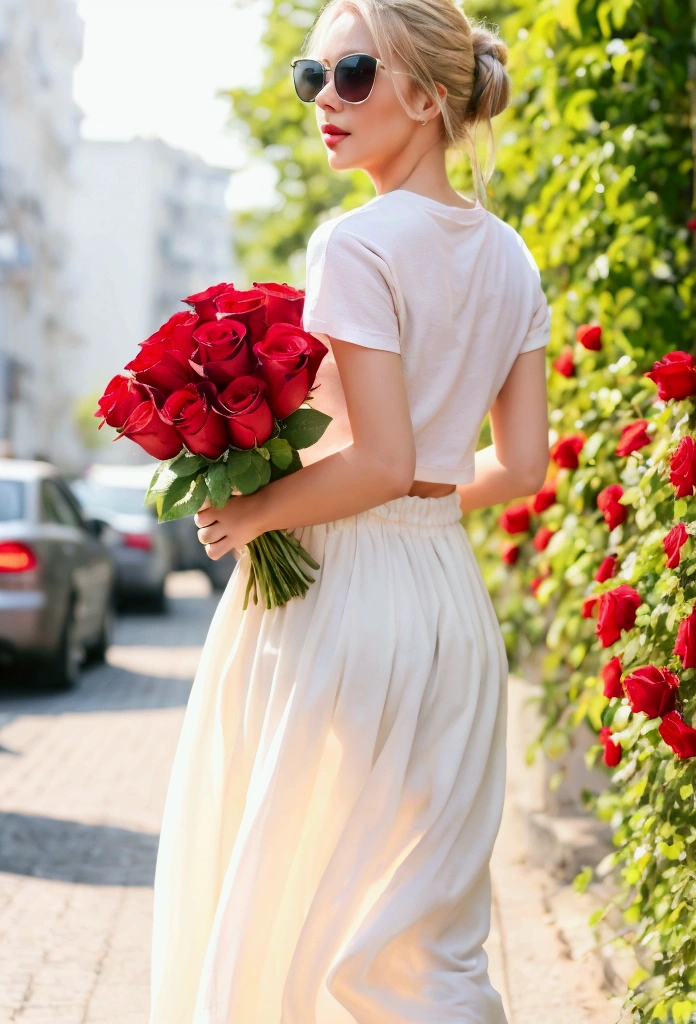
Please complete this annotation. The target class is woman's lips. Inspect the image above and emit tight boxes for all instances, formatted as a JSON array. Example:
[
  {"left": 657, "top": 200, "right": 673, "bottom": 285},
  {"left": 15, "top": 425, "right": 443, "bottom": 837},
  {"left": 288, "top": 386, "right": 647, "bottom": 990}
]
[{"left": 323, "top": 132, "right": 350, "bottom": 147}]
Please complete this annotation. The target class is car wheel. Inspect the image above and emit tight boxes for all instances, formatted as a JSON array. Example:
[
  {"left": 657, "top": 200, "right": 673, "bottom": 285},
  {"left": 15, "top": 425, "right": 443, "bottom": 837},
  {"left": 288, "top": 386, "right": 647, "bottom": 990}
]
[
  {"left": 148, "top": 584, "right": 167, "bottom": 614},
  {"left": 44, "top": 599, "right": 83, "bottom": 690},
  {"left": 84, "top": 594, "right": 115, "bottom": 665}
]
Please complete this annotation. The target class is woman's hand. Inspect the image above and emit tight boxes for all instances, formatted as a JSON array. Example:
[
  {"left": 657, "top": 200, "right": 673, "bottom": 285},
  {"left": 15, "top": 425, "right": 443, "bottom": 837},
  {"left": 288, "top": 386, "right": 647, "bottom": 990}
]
[{"left": 194, "top": 493, "right": 263, "bottom": 561}]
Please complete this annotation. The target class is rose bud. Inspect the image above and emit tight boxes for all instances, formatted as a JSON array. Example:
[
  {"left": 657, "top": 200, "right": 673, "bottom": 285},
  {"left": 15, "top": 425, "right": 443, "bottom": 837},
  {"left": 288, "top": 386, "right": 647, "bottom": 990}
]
[
  {"left": 126, "top": 341, "right": 196, "bottom": 395},
  {"left": 553, "top": 346, "right": 576, "bottom": 378},
  {"left": 615, "top": 419, "right": 651, "bottom": 458},
  {"left": 117, "top": 394, "right": 183, "bottom": 460},
  {"left": 253, "top": 324, "right": 329, "bottom": 421},
  {"left": 95, "top": 374, "right": 147, "bottom": 430},
  {"left": 601, "top": 656, "right": 624, "bottom": 699},
  {"left": 533, "top": 525, "right": 555, "bottom": 551},
  {"left": 161, "top": 383, "right": 229, "bottom": 459},
  {"left": 658, "top": 710, "right": 696, "bottom": 760},
  {"left": 623, "top": 664, "right": 680, "bottom": 719},
  {"left": 498, "top": 502, "right": 530, "bottom": 535},
  {"left": 594, "top": 555, "right": 618, "bottom": 583},
  {"left": 500, "top": 541, "right": 520, "bottom": 564},
  {"left": 182, "top": 282, "right": 230, "bottom": 322},
  {"left": 253, "top": 281, "right": 305, "bottom": 329},
  {"left": 598, "top": 726, "right": 622, "bottom": 766},
  {"left": 670, "top": 436, "right": 696, "bottom": 499},
  {"left": 189, "top": 318, "right": 256, "bottom": 388},
  {"left": 597, "top": 484, "right": 627, "bottom": 530},
  {"left": 674, "top": 608, "right": 696, "bottom": 670},
  {"left": 582, "top": 594, "right": 599, "bottom": 618},
  {"left": 140, "top": 310, "right": 199, "bottom": 358},
  {"left": 576, "top": 323, "right": 602, "bottom": 350},
  {"left": 643, "top": 351, "right": 696, "bottom": 402},
  {"left": 215, "top": 286, "right": 269, "bottom": 346},
  {"left": 595, "top": 583, "right": 642, "bottom": 647},
  {"left": 530, "top": 480, "right": 557, "bottom": 513},
  {"left": 550, "top": 433, "right": 585, "bottom": 469},
  {"left": 664, "top": 522, "right": 689, "bottom": 569},
  {"left": 214, "top": 375, "right": 275, "bottom": 451},
  {"left": 688, "top": 218, "right": 696, "bottom": 232}
]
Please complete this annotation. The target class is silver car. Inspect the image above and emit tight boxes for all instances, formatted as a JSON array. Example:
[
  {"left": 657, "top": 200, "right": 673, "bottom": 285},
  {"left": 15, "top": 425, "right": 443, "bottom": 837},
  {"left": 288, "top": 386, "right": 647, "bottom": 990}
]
[{"left": 0, "top": 459, "right": 116, "bottom": 689}]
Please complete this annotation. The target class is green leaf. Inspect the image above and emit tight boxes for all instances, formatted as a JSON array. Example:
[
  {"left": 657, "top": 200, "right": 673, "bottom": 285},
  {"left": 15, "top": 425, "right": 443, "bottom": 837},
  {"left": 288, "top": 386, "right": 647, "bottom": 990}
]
[
  {"left": 226, "top": 449, "right": 271, "bottom": 494},
  {"left": 572, "top": 866, "right": 593, "bottom": 894},
  {"left": 161, "top": 472, "right": 198, "bottom": 515},
  {"left": 265, "top": 436, "right": 294, "bottom": 470},
  {"left": 144, "top": 458, "right": 174, "bottom": 506},
  {"left": 170, "top": 451, "right": 207, "bottom": 478},
  {"left": 159, "top": 474, "right": 207, "bottom": 522},
  {"left": 278, "top": 406, "right": 332, "bottom": 449},
  {"left": 206, "top": 461, "right": 232, "bottom": 508}
]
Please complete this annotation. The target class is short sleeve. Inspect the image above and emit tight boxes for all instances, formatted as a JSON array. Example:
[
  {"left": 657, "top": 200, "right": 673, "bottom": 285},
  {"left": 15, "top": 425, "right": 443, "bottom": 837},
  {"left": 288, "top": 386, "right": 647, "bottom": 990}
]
[
  {"left": 302, "top": 225, "right": 401, "bottom": 354},
  {"left": 519, "top": 283, "right": 552, "bottom": 353}
]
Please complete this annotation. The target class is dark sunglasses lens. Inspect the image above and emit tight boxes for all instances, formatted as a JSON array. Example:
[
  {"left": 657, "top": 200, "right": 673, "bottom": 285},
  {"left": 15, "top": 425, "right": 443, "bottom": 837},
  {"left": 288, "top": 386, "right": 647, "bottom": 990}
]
[
  {"left": 335, "top": 54, "right": 377, "bottom": 102},
  {"left": 292, "top": 60, "right": 324, "bottom": 102}
]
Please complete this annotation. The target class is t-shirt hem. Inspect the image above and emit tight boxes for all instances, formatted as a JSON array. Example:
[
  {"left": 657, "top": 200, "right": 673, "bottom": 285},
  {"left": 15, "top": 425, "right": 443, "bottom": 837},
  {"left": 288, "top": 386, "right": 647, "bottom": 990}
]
[
  {"left": 303, "top": 316, "right": 401, "bottom": 354},
  {"left": 413, "top": 465, "right": 475, "bottom": 484}
]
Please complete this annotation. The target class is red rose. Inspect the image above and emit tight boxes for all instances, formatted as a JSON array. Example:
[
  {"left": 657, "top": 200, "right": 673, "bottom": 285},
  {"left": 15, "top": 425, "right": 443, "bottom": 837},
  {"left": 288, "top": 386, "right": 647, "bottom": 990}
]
[
  {"left": 674, "top": 608, "right": 696, "bottom": 670},
  {"left": 598, "top": 725, "right": 622, "bottom": 766},
  {"left": 182, "top": 282, "right": 230, "bottom": 321},
  {"left": 190, "top": 318, "right": 256, "bottom": 388},
  {"left": 615, "top": 419, "right": 651, "bottom": 458},
  {"left": 500, "top": 541, "right": 520, "bottom": 564},
  {"left": 623, "top": 664, "right": 680, "bottom": 719},
  {"left": 601, "top": 656, "right": 624, "bottom": 699},
  {"left": 117, "top": 394, "right": 183, "bottom": 460},
  {"left": 215, "top": 285, "right": 269, "bottom": 346},
  {"left": 161, "top": 383, "right": 228, "bottom": 459},
  {"left": 595, "top": 583, "right": 642, "bottom": 647},
  {"left": 125, "top": 341, "right": 195, "bottom": 395},
  {"left": 140, "top": 310, "right": 199, "bottom": 358},
  {"left": 669, "top": 436, "right": 696, "bottom": 498},
  {"left": 643, "top": 351, "right": 696, "bottom": 402},
  {"left": 553, "top": 346, "right": 575, "bottom": 378},
  {"left": 253, "top": 324, "right": 328, "bottom": 421},
  {"left": 658, "top": 711, "right": 696, "bottom": 760},
  {"left": 253, "top": 281, "right": 305, "bottom": 329},
  {"left": 530, "top": 481, "right": 557, "bottom": 513},
  {"left": 594, "top": 555, "right": 618, "bottom": 582},
  {"left": 95, "top": 374, "right": 147, "bottom": 429},
  {"left": 214, "top": 375, "right": 275, "bottom": 450},
  {"left": 597, "top": 484, "right": 627, "bottom": 530},
  {"left": 664, "top": 522, "right": 689, "bottom": 569},
  {"left": 576, "top": 324, "right": 602, "bottom": 350},
  {"left": 550, "top": 433, "right": 585, "bottom": 469},
  {"left": 533, "top": 525, "right": 555, "bottom": 551},
  {"left": 582, "top": 594, "right": 599, "bottom": 618},
  {"left": 498, "top": 502, "right": 530, "bottom": 534}
]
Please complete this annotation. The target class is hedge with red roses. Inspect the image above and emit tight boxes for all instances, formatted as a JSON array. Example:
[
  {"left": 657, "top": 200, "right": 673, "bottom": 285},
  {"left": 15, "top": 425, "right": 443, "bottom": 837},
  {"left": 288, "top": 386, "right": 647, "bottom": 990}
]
[{"left": 456, "top": 0, "right": 695, "bottom": 1018}]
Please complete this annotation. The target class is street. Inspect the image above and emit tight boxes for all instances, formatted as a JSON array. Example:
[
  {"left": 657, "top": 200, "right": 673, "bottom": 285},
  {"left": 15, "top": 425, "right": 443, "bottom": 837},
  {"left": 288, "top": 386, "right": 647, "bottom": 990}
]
[{"left": 0, "top": 571, "right": 622, "bottom": 1024}]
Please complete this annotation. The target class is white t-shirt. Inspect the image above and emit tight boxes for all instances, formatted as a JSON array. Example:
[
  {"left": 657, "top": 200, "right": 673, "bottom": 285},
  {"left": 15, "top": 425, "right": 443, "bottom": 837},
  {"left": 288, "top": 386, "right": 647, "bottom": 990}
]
[{"left": 302, "top": 188, "right": 551, "bottom": 485}]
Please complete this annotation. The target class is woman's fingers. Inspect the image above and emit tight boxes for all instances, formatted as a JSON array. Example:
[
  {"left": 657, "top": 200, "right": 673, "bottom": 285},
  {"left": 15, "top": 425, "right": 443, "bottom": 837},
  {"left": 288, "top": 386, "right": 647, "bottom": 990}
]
[
  {"left": 194, "top": 506, "right": 218, "bottom": 528},
  {"left": 197, "top": 521, "right": 226, "bottom": 546}
]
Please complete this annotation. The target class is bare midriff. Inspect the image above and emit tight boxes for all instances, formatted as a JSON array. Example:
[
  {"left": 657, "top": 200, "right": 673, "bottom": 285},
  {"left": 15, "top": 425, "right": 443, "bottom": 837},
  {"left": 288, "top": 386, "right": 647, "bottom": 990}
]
[{"left": 407, "top": 481, "right": 457, "bottom": 498}]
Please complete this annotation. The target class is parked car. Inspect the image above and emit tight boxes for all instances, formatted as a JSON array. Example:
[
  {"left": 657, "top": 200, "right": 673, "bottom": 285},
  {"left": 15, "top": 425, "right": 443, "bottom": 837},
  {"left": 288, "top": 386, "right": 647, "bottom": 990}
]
[
  {"left": 69, "top": 463, "right": 175, "bottom": 612},
  {"left": 0, "top": 459, "right": 116, "bottom": 689}
]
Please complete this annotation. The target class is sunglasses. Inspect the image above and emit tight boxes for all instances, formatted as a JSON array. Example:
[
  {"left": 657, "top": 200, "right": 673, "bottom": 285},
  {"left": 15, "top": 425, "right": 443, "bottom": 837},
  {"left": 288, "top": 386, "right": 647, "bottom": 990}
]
[{"left": 290, "top": 52, "right": 414, "bottom": 105}]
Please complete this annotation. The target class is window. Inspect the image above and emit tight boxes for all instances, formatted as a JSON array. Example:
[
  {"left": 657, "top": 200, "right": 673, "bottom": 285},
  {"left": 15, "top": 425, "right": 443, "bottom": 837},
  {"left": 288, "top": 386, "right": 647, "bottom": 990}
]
[
  {"left": 0, "top": 481, "right": 25, "bottom": 522},
  {"left": 41, "top": 479, "right": 85, "bottom": 529}
]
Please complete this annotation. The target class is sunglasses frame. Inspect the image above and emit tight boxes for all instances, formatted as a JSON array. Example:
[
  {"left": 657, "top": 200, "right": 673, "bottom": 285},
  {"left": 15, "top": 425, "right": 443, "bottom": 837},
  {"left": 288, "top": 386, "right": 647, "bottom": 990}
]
[{"left": 290, "top": 52, "right": 415, "bottom": 105}]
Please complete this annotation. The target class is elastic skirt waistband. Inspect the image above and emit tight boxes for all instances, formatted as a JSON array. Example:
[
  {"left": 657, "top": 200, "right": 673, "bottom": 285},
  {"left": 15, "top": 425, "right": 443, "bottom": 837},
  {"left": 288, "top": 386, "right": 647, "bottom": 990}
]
[{"left": 325, "top": 490, "right": 463, "bottom": 532}]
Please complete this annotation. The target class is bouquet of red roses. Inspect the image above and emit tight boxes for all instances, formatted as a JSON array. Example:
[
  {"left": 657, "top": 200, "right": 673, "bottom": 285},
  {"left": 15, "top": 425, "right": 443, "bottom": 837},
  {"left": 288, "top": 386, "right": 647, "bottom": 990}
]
[{"left": 94, "top": 281, "right": 332, "bottom": 610}]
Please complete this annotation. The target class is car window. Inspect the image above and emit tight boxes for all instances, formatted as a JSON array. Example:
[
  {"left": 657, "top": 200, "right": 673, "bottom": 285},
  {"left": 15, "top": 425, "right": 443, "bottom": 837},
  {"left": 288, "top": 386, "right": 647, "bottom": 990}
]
[
  {"left": 41, "top": 479, "right": 85, "bottom": 529},
  {"left": 70, "top": 480, "right": 154, "bottom": 518},
  {"left": 0, "top": 480, "right": 24, "bottom": 521}
]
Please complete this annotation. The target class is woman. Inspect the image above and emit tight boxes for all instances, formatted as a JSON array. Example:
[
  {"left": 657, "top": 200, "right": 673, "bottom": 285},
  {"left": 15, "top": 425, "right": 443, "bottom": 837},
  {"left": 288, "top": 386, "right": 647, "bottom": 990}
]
[{"left": 149, "top": 1, "right": 550, "bottom": 1021}]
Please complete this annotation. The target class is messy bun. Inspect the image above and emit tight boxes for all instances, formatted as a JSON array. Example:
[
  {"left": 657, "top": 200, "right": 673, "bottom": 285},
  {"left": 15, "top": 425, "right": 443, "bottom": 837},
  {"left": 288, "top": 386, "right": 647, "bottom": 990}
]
[{"left": 467, "top": 28, "right": 510, "bottom": 123}]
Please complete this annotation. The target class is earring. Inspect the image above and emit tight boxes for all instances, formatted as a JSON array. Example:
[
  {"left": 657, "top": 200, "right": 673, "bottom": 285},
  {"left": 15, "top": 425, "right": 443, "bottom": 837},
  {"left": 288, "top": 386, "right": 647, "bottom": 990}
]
[{"left": 420, "top": 119, "right": 427, "bottom": 126}]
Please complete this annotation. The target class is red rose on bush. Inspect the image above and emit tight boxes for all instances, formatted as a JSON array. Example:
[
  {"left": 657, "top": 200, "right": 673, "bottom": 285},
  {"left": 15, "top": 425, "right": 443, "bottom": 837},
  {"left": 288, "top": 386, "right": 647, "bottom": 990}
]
[
  {"left": 601, "top": 656, "right": 624, "bottom": 699},
  {"left": 140, "top": 310, "right": 199, "bottom": 357},
  {"left": 117, "top": 393, "right": 183, "bottom": 460},
  {"left": 595, "top": 583, "right": 642, "bottom": 647},
  {"left": 553, "top": 346, "right": 575, "bottom": 378},
  {"left": 253, "top": 324, "right": 328, "bottom": 420},
  {"left": 658, "top": 711, "right": 696, "bottom": 760},
  {"left": 214, "top": 375, "right": 275, "bottom": 450},
  {"left": 500, "top": 541, "right": 520, "bottom": 564},
  {"left": 533, "top": 525, "right": 555, "bottom": 551},
  {"left": 182, "top": 282, "right": 230, "bottom": 321},
  {"left": 669, "top": 436, "right": 696, "bottom": 498},
  {"left": 576, "top": 323, "right": 602, "bottom": 350},
  {"left": 530, "top": 569, "right": 551, "bottom": 596},
  {"left": 674, "top": 608, "right": 696, "bottom": 670},
  {"left": 190, "top": 319, "right": 256, "bottom": 389},
  {"left": 598, "top": 725, "right": 622, "bottom": 766},
  {"left": 615, "top": 419, "right": 651, "bottom": 458},
  {"left": 125, "top": 341, "right": 196, "bottom": 394},
  {"left": 594, "top": 555, "right": 618, "bottom": 582},
  {"left": 550, "top": 433, "right": 585, "bottom": 469},
  {"left": 530, "top": 480, "right": 557, "bottom": 513},
  {"left": 664, "top": 522, "right": 689, "bottom": 569},
  {"left": 582, "top": 594, "right": 599, "bottom": 618},
  {"left": 644, "top": 351, "right": 696, "bottom": 402},
  {"left": 253, "top": 281, "right": 305, "bottom": 329},
  {"left": 623, "top": 664, "right": 680, "bottom": 719},
  {"left": 597, "top": 484, "right": 627, "bottom": 530},
  {"left": 161, "top": 383, "right": 228, "bottom": 459},
  {"left": 95, "top": 374, "right": 147, "bottom": 429},
  {"left": 498, "top": 503, "right": 530, "bottom": 534}
]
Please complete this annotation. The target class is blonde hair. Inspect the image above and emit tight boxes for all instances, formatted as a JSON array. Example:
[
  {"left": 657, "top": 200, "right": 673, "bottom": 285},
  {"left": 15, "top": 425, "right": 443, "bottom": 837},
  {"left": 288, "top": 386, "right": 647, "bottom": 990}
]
[{"left": 302, "top": 0, "right": 511, "bottom": 207}]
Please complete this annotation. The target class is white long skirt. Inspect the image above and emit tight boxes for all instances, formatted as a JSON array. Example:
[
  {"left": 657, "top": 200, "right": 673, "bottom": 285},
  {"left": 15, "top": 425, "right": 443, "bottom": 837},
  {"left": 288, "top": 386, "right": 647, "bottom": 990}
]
[{"left": 149, "top": 491, "right": 509, "bottom": 1024}]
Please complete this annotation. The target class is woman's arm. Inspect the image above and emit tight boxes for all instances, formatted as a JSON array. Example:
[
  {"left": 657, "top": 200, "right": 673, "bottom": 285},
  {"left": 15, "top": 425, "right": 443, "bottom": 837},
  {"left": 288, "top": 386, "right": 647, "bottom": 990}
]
[
  {"left": 194, "top": 336, "right": 416, "bottom": 559},
  {"left": 457, "top": 345, "right": 550, "bottom": 515}
]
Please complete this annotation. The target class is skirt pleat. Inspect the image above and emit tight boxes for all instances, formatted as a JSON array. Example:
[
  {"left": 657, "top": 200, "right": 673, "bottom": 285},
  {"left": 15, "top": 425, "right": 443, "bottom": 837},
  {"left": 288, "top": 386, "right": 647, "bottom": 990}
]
[{"left": 149, "top": 491, "right": 509, "bottom": 1024}]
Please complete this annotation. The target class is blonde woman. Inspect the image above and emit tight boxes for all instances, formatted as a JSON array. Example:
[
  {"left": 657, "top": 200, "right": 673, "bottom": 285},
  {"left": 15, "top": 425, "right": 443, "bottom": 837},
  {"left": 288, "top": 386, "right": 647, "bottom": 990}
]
[{"left": 149, "top": 1, "right": 550, "bottom": 1021}]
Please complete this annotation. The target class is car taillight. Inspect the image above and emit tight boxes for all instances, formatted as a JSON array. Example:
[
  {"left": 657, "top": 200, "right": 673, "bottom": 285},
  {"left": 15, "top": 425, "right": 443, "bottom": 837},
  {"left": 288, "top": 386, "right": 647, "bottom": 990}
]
[
  {"left": 123, "top": 532, "right": 153, "bottom": 551},
  {"left": 0, "top": 541, "right": 37, "bottom": 572}
]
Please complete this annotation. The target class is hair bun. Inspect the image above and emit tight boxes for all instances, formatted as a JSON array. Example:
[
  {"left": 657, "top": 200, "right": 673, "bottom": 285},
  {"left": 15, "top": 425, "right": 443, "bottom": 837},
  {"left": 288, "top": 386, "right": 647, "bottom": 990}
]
[{"left": 467, "top": 25, "right": 510, "bottom": 121}]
